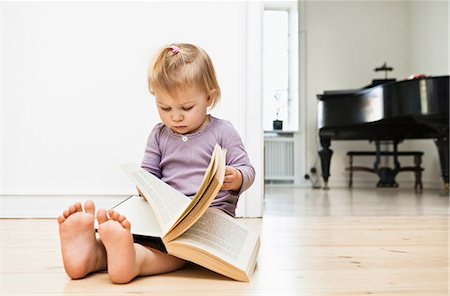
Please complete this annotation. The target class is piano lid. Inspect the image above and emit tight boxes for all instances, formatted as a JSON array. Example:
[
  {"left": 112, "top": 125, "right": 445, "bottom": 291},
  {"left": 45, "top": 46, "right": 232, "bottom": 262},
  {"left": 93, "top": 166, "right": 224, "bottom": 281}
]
[{"left": 317, "top": 75, "right": 449, "bottom": 129}]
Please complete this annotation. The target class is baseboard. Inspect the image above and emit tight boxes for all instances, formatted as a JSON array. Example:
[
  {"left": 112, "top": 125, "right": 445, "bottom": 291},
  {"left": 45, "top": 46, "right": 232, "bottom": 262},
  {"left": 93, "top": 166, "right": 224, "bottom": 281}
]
[{"left": 1, "top": 195, "right": 126, "bottom": 219}]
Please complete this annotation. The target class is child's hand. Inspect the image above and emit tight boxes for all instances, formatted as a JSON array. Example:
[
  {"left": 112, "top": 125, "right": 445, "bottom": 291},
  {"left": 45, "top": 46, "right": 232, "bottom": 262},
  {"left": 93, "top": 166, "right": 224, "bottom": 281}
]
[{"left": 221, "top": 166, "right": 243, "bottom": 192}]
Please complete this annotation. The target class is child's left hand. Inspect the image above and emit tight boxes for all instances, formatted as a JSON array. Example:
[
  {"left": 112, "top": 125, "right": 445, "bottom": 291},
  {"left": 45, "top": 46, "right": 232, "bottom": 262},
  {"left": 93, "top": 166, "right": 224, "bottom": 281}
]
[{"left": 221, "top": 166, "right": 243, "bottom": 192}]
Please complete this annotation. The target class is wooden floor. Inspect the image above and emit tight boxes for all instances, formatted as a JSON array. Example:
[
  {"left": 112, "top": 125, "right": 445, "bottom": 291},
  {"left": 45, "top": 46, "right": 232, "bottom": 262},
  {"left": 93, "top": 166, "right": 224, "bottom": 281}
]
[{"left": 1, "top": 187, "right": 449, "bottom": 295}]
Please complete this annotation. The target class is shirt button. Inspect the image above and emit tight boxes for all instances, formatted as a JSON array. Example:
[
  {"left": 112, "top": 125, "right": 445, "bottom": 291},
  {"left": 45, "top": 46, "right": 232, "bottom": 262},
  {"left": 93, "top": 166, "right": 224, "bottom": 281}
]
[{"left": 182, "top": 136, "right": 188, "bottom": 142}]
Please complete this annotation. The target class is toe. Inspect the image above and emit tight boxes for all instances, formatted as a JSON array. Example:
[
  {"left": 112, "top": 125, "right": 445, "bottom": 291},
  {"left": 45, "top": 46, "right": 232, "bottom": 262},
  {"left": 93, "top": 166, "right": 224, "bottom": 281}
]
[
  {"left": 74, "top": 202, "right": 82, "bottom": 212},
  {"left": 84, "top": 200, "right": 95, "bottom": 215},
  {"left": 122, "top": 219, "right": 131, "bottom": 230},
  {"left": 57, "top": 215, "right": 65, "bottom": 224},
  {"left": 96, "top": 209, "right": 108, "bottom": 224},
  {"left": 68, "top": 205, "right": 76, "bottom": 214},
  {"left": 108, "top": 209, "right": 114, "bottom": 218},
  {"left": 69, "top": 203, "right": 81, "bottom": 215},
  {"left": 63, "top": 209, "right": 71, "bottom": 219},
  {"left": 118, "top": 215, "right": 127, "bottom": 223},
  {"left": 109, "top": 210, "right": 120, "bottom": 221},
  {"left": 112, "top": 211, "right": 121, "bottom": 221}
]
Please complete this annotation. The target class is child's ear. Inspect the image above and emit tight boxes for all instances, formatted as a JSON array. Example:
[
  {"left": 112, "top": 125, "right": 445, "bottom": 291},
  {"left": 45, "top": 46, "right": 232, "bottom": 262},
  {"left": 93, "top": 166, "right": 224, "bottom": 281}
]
[{"left": 207, "top": 89, "right": 218, "bottom": 106}]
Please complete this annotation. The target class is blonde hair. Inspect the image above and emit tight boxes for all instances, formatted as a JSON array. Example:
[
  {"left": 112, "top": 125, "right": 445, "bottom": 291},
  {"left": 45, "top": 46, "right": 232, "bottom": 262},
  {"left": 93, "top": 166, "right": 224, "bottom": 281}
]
[{"left": 148, "top": 43, "right": 221, "bottom": 108}]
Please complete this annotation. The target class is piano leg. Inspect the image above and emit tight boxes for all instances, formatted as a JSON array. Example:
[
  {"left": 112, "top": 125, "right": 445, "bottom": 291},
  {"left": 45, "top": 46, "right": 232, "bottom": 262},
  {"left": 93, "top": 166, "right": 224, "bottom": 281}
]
[
  {"left": 434, "top": 136, "right": 449, "bottom": 193},
  {"left": 319, "top": 137, "right": 333, "bottom": 190},
  {"left": 374, "top": 140, "right": 399, "bottom": 188}
]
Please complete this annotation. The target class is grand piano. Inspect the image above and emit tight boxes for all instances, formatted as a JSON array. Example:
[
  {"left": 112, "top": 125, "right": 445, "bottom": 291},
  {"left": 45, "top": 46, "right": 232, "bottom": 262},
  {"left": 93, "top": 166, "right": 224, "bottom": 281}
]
[{"left": 317, "top": 75, "right": 449, "bottom": 191}]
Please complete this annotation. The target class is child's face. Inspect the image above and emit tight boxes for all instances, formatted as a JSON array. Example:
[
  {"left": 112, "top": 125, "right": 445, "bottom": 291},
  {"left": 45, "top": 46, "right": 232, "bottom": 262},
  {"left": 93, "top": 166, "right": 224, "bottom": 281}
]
[{"left": 154, "top": 87, "right": 214, "bottom": 135}]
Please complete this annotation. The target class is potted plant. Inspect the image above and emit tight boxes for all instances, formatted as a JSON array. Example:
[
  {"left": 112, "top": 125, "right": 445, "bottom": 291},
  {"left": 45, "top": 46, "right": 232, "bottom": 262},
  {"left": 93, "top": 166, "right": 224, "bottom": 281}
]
[{"left": 272, "top": 91, "right": 283, "bottom": 130}]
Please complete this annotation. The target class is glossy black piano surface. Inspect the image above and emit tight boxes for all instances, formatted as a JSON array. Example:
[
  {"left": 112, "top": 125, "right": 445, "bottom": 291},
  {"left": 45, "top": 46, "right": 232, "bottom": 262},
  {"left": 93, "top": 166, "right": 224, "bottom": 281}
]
[{"left": 317, "top": 76, "right": 449, "bottom": 190}]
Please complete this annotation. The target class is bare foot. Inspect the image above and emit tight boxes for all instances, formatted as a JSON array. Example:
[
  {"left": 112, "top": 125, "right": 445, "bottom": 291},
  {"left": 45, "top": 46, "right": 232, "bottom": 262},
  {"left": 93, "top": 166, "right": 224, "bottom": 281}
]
[
  {"left": 97, "top": 209, "right": 137, "bottom": 284},
  {"left": 58, "top": 200, "right": 106, "bottom": 279},
  {"left": 97, "top": 209, "right": 187, "bottom": 284}
]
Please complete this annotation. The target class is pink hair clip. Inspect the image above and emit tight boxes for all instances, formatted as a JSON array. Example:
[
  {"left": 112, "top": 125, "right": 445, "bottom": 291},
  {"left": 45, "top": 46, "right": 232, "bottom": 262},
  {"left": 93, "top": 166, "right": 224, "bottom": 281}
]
[{"left": 170, "top": 45, "right": 180, "bottom": 54}]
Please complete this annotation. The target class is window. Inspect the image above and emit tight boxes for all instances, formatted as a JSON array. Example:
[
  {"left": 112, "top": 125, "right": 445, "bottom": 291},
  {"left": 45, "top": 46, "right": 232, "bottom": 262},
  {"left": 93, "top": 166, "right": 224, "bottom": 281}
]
[{"left": 263, "top": 5, "right": 298, "bottom": 131}]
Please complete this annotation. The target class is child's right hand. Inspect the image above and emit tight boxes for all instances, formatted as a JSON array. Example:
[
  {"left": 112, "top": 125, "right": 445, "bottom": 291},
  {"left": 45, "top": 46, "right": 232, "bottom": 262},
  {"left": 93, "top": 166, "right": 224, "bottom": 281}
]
[{"left": 221, "top": 166, "right": 243, "bottom": 192}]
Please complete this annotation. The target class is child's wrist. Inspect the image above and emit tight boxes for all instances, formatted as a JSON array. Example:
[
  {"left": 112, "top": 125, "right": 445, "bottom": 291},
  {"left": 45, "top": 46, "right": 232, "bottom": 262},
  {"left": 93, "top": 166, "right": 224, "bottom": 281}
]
[{"left": 235, "top": 169, "right": 243, "bottom": 191}]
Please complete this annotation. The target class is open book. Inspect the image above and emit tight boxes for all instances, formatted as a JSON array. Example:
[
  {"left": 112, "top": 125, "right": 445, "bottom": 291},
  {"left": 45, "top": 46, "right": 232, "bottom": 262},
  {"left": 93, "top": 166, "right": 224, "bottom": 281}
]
[{"left": 112, "top": 144, "right": 260, "bottom": 282}]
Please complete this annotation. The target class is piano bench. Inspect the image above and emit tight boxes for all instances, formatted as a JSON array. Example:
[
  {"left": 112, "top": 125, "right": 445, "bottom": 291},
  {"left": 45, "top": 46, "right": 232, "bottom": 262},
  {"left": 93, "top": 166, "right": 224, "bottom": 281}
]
[{"left": 346, "top": 151, "right": 424, "bottom": 190}]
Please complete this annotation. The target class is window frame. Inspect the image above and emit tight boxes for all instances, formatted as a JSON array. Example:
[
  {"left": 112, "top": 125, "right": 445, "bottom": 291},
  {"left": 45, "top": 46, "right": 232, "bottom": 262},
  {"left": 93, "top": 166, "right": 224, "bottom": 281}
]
[{"left": 263, "top": 1, "right": 299, "bottom": 132}]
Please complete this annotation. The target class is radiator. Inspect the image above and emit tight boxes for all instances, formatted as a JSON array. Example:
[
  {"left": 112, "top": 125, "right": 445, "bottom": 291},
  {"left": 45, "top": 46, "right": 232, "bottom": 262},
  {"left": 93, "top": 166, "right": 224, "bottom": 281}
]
[{"left": 264, "top": 137, "right": 295, "bottom": 181}]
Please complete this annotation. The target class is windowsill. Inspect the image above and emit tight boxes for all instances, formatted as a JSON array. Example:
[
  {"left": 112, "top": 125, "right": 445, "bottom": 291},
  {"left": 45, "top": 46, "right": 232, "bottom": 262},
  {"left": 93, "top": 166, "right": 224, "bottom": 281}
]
[
  {"left": 264, "top": 130, "right": 298, "bottom": 137},
  {"left": 264, "top": 130, "right": 298, "bottom": 134}
]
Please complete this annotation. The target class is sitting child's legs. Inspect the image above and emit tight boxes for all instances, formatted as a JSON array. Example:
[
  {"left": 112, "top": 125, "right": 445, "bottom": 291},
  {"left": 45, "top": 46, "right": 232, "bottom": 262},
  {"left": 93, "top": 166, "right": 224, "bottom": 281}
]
[
  {"left": 57, "top": 200, "right": 107, "bottom": 279},
  {"left": 58, "top": 201, "right": 185, "bottom": 284},
  {"left": 97, "top": 209, "right": 186, "bottom": 284}
]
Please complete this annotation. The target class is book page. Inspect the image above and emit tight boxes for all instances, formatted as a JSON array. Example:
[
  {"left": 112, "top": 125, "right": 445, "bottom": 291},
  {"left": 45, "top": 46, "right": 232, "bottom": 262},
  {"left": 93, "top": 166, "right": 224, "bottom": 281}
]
[
  {"left": 121, "top": 144, "right": 223, "bottom": 239},
  {"left": 168, "top": 145, "right": 221, "bottom": 230},
  {"left": 111, "top": 195, "right": 163, "bottom": 237},
  {"left": 163, "top": 147, "right": 225, "bottom": 242},
  {"left": 170, "top": 208, "right": 259, "bottom": 270},
  {"left": 121, "top": 164, "right": 191, "bottom": 235}
]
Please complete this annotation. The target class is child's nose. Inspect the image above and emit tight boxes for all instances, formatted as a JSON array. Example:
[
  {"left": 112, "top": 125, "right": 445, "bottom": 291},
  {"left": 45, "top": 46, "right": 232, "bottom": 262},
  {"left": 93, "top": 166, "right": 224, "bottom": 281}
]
[{"left": 172, "top": 112, "right": 183, "bottom": 122}]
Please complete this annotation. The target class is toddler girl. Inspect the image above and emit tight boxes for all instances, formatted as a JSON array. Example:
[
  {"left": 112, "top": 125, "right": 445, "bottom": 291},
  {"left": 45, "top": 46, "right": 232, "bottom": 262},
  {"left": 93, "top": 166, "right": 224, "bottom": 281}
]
[{"left": 58, "top": 43, "right": 255, "bottom": 284}]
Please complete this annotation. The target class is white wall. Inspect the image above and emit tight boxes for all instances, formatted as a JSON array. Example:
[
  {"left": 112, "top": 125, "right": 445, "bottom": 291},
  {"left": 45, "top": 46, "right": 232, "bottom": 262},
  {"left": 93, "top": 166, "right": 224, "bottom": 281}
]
[
  {"left": 3, "top": 0, "right": 447, "bottom": 210},
  {"left": 1, "top": 1, "right": 263, "bottom": 216},
  {"left": 303, "top": 1, "right": 448, "bottom": 188}
]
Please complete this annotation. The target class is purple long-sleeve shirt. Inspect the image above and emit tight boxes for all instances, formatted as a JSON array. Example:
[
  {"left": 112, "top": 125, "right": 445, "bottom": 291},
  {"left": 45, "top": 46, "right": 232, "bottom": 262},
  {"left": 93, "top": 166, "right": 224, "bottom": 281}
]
[{"left": 141, "top": 115, "right": 255, "bottom": 217}]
